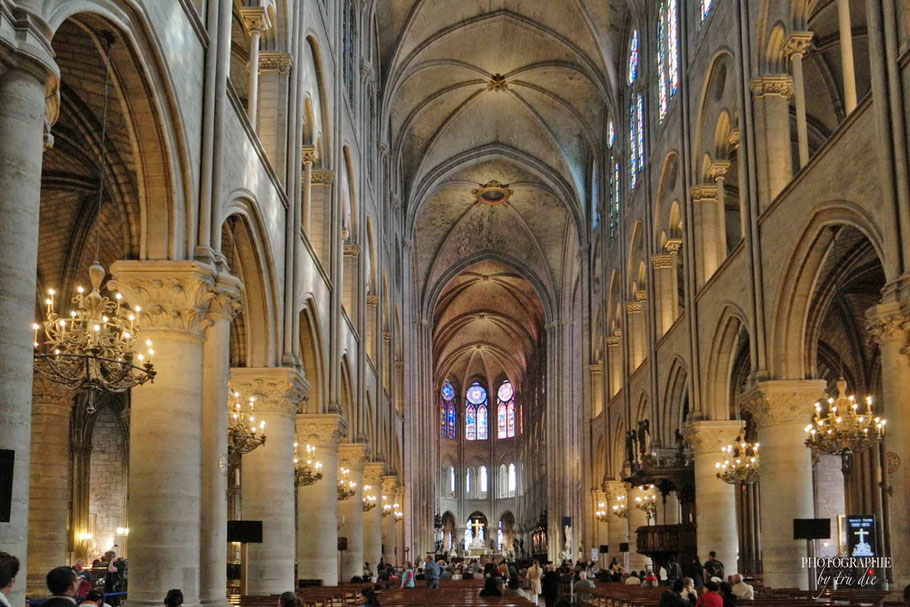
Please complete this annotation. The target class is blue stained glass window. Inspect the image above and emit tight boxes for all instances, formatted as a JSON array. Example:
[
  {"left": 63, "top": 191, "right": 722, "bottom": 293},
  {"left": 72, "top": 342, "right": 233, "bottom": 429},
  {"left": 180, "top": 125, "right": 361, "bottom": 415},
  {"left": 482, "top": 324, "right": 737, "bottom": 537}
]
[
  {"left": 446, "top": 403, "right": 456, "bottom": 439},
  {"left": 701, "top": 0, "right": 713, "bottom": 21},
  {"left": 441, "top": 380, "right": 456, "bottom": 439},
  {"left": 610, "top": 161, "right": 621, "bottom": 240},
  {"left": 627, "top": 30, "right": 640, "bottom": 85},
  {"left": 496, "top": 380, "right": 516, "bottom": 439},
  {"left": 466, "top": 382, "right": 487, "bottom": 405},
  {"left": 630, "top": 94, "right": 645, "bottom": 189},
  {"left": 608, "top": 121, "right": 616, "bottom": 148},
  {"left": 658, "top": 0, "right": 679, "bottom": 122},
  {"left": 477, "top": 404, "right": 488, "bottom": 440},
  {"left": 466, "top": 381, "right": 487, "bottom": 440},
  {"left": 466, "top": 404, "right": 476, "bottom": 441}
]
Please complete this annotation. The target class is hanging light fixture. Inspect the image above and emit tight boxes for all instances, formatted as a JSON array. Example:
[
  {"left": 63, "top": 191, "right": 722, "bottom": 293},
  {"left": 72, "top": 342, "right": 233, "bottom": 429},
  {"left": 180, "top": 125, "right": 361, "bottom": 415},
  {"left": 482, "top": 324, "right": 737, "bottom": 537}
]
[
  {"left": 715, "top": 434, "right": 760, "bottom": 486},
  {"left": 293, "top": 441, "right": 323, "bottom": 486},
  {"left": 393, "top": 503, "right": 403, "bottom": 523},
  {"left": 381, "top": 495, "right": 393, "bottom": 518},
  {"left": 362, "top": 485, "right": 378, "bottom": 512},
  {"left": 803, "top": 228, "right": 887, "bottom": 472},
  {"left": 595, "top": 502, "right": 609, "bottom": 523},
  {"left": 633, "top": 484, "right": 658, "bottom": 521},
  {"left": 32, "top": 35, "right": 155, "bottom": 413},
  {"left": 228, "top": 391, "right": 266, "bottom": 454},
  {"left": 611, "top": 494, "right": 628, "bottom": 519},
  {"left": 337, "top": 467, "right": 357, "bottom": 500}
]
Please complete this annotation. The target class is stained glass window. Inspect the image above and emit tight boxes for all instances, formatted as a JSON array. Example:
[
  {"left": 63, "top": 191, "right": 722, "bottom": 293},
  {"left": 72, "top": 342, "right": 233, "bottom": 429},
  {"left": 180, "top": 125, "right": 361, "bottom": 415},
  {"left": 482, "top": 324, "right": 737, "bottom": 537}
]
[
  {"left": 441, "top": 380, "right": 456, "bottom": 439},
  {"left": 608, "top": 121, "right": 616, "bottom": 148},
  {"left": 630, "top": 94, "right": 645, "bottom": 189},
  {"left": 508, "top": 463, "right": 517, "bottom": 496},
  {"left": 498, "top": 403, "right": 507, "bottom": 438},
  {"left": 627, "top": 30, "right": 640, "bottom": 86},
  {"left": 658, "top": 0, "right": 680, "bottom": 122},
  {"left": 466, "top": 382, "right": 488, "bottom": 441},
  {"left": 610, "top": 161, "right": 621, "bottom": 239},
  {"left": 701, "top": 0, "right": 713, "bottom": 21},
  {"left": 496, "top": 380, "right": 515, "bottom": 439},
  {"left": 480, "top": 465, "right": 488, "bottom": 494},
  {"left": 342, "top": 0, "right": 357, "bottom": 106}
]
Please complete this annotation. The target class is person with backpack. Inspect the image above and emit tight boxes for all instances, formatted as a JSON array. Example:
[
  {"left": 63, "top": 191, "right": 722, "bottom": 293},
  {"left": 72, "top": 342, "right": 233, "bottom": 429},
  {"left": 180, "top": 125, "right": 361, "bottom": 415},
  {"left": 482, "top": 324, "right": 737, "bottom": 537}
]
[
  {"left": 703, "top": 552, "right": 724, "bottom": 582},
  {"left": 666, "top": 554, "right": 683, "bottom": 585}
]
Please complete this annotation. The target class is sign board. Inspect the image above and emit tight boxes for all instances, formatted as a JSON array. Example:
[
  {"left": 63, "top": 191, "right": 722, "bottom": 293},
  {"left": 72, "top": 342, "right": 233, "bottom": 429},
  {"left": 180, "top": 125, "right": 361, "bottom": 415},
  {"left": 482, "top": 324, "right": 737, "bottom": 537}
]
[
  {"left": 590, "top": 548, "right": 599, "bottom": 562},
  {"left": 844, "top": 515, "right": 876, "bottom": 557}
]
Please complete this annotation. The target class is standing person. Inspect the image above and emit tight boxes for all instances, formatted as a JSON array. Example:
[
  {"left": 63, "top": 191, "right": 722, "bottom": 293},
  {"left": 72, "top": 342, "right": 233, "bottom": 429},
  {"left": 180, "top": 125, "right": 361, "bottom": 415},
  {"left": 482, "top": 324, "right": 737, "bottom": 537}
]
[
  {"left": 399, "top": 562, "right": 415, "bottom": 589},
  {"left": 541, "top": 564, "right": 560, "bottom": 607},
  {"left": 527, "top": 559, "right": 543, "bottom": 604},
  {"left": 102, "top": 551, "right": 125, "bottom": 607},
  {"left": 0, "top": 553, "right": 20, "bottom": 607},
  {"left": 704, "top": 552, "right": 724, "bottom": 582},
  {"left": 695, "top": 581, "right": 723, "bottom": 607},
  {"left": 685, "top": 557, "right": 704, "bottom": 590},
  {"left": 423, "top": 555, "right": 440, "bottom": 588},
  {"left": 666, "top": 555, "right": 682, "bottom": 586},
  {"left": 46, "top": 566, "right": 80, "bottom": 602},
  {"left": 164, "top": 589, "right": 183, "bottom": 607}
]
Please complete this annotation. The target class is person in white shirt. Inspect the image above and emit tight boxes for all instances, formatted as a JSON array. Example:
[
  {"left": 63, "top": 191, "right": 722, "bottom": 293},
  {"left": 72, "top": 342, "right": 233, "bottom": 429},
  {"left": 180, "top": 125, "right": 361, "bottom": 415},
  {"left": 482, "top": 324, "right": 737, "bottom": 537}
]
[
  {"left": 731, "top": 574, "right": 754, "bottom": 600},
  {"left": 624, "top": 572, "right": 641, "bottom": 585},
  {"left": 0, "top": 552, "right": 19, "bottom": 607}
]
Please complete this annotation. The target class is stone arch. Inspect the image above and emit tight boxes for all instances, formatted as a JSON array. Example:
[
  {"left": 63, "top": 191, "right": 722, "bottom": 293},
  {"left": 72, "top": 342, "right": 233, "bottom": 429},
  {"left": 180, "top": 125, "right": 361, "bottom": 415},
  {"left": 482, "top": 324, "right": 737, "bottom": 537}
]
[
  {"left": 770, "top": 203, "right": 889, "bottom": 379},
  {"left": 662, "top": 358, "right": 689, "bottom": 446},
  {"left": 305, "top": 35, "right": 332, "bottom": 167},
  {"left": 704, "top": 304, "right": 751, "bottom": 421},
  {"left": 340, "top": 354, "right": 356, "bottom": 439},
  {"left": 298, "top": 298, "right": 326, "bottom": 414},
  {"left": 654, "top": 152, "right": 681, "bottom": 248}
]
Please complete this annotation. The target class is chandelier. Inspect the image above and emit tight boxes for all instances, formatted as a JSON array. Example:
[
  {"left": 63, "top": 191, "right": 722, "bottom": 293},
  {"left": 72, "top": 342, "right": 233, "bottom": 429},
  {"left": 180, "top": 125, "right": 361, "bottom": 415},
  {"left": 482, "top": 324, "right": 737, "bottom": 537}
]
[
  {"left": 611, "top": 494, "right": 628, "bottom": 519},
  {"left": 362, "top": 485, "right": 378, "bottom": 512},
  {"left": 715, "top": 434, "right": 760, "bottom": 485},
  {"left": 32, "top": 35, "right": 155, "bottom": 414},
  {"left": 228, "top": 391, "right": 266, "bottom": 454},
  {"left": 633, "top": 484, "right": 658, "bottom": 521},
  {"left": 805, "top": 377, "right": 886, "bottom": 470},
  {"left": 337, "top": 467, "right": 357, "bottom": 501},
  {"left": 293, "top": 441, "right": 323, "bottom": 486},
  {"left": 595, "top": 502, "right": 609, "bottom": 523},
  {"left": 394, "top": 503, "right": 404, "bottom": 523}
]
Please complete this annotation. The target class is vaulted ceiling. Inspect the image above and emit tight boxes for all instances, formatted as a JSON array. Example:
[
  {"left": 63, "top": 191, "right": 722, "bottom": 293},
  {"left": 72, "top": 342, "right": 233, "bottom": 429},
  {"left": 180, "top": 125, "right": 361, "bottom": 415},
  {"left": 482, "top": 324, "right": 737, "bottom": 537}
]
[{"left": 378, "top": 0, "right": 627, "bottom": 387}]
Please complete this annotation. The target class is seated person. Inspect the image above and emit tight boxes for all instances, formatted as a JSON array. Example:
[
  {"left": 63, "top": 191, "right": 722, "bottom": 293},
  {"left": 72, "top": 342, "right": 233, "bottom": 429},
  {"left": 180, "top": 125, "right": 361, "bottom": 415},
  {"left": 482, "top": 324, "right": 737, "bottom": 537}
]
[{"left": 479, "top": 577, "right": 502, "bottom": 597}]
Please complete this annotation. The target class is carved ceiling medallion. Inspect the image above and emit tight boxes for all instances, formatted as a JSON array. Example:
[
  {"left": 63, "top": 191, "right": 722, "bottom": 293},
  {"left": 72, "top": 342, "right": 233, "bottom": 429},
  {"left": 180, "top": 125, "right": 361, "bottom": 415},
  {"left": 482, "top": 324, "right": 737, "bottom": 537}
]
[{"left": 472, "top": 180, "right": 513, "bottom": 205}]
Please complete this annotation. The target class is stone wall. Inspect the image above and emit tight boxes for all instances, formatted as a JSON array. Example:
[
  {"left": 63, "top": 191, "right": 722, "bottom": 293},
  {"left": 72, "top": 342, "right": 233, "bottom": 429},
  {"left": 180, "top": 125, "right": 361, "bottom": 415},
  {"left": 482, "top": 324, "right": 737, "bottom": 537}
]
[{"left": 89, "top": 406, "right": 127, "bottom": 557}]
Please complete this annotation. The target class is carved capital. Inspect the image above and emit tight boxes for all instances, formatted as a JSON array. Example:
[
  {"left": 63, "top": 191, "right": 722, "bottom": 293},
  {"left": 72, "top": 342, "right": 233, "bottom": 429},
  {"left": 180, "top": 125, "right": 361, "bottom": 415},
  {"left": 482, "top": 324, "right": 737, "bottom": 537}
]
[
  {"left": 588, "top": 363, "right": 603, "bottom": 374},
  {"left": 727, "top": 128, "right": 741, "bottom": 151},
  {"left": 364, "top": 461, "right": 386, "bottom": 485},
  {"left": 297, "top": 413, "right": 346, "bottom": 449},
  {"left": 366, "top": 294, "right": 379, "bottom": 306},
  {"left": 625, "top": 300, "right": 644, "bottom": 314},
  {"left": 708, "top": 160, "right": 732, "bottom": 182},
  {"left": 338, "top": 442, "right": 371, "bottom": 472},
  {"left": 230, "top": 367, "right": 309, "bottom": 415},
  {"left": 109, "top": 260, "right": 218, "bottom": 338},
  {"left": 344, "top": 243, "right": 361, "bottom": 257},
  {"left": 750, "top": 74, "right": 793, "bottom": 99},
  {"left": 259, "top": 51, "right": 292, "bottom": 74},
  {"left": 606, "top": 335, "right": 622, "bottom": 347},
  {"left": 601, "top": 479, "right": 626, "bottom": 501},
  {"left": 302, "top": 144, "right": 318, "bottom": 165},
  {"left": 651, "top": 254, "right": 673, "bottom": 269},
  {"left": 312, "top": 169, "right": 335, "bottom": 185},
  {"left": 783, "top": 32, "right": 814, "bottom": 59},
  {"left": 664, "top": 238, "right": 683, "bottom": 254},
  {"left": 381, "top": 474, "right": 400, "bottom": 494},
  {"left": 208, "top": 272, "right": 244, "bottom": 322},
  {"left": 740, "top": 379, "right": 827, "bottom": 427},
  {"left": 683, "top": 420, "right": 744, "bottom": 454},
  {"left": 383, "top": 332, "right": 392, "bottom": 342},
  {"left": 690, "top": 183, "right": 718, "bottom": 204},
  {"left": 634, "top": 289, "right": 648, "bottom": 302},
  {"left": 865, "top": 302, "right": 910, "bottom": 346},
  {"left": 239, "top": 7, "right": 271, "bottom": 34}
]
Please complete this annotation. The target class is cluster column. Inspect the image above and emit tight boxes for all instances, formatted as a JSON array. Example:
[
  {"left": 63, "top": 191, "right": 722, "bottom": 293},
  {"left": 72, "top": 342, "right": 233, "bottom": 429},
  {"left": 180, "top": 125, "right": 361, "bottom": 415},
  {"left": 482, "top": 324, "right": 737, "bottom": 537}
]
[
  {"left": 362, "top": 462, "right": 385, "bottom": 573},
  {"left": 690, "top": 183, "right": 724, "bottom": 285},
  {"left": 784, "top": 33, "right": 814, "bottom": 168},
  {"left": 233, "top": 367, "right": 307, "bottom": 594},
  {"left": 602, "top": 480, "right": 628, "bottom": 566},
  {"left": 741, "top": 379, "right": 827, "bottom": 589},
  {"left": 0, "top": 31, "right": 58, "bottom": 607},
  {"left": 684, "top": 419, "right": 743, "bottom": 576},
  {"left": 750, "top": 75, "right": 793, "bottom": 207},
  {"left": 25, "top": 379, "right": 73, "bottom": 595},
  {"left": 239, "top": 7, "right": 272, "bottom": 128},
  {"left": 110, "top": 260, "right": 219, "bottom": 607},
  {"left": 381, "top": 475, "right": 400, "bottom": 565},
  {"left": 338, "top": 443, "right": 369, "bottom": 582},
  {"left": 627, "top": 485, "right": 651, "bottom": 571},
  {"left": 296, "top": 414, "right": 346, "bottom": 585}
]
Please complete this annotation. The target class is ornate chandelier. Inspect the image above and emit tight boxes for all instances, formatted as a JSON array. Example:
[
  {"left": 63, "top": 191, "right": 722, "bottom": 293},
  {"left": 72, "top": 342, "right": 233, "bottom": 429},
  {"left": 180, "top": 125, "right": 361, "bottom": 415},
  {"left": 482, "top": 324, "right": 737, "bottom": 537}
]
[
  {"left": 293, "top": 441, "right": 323, "bottom": 486},
  {"left": 633, "top": 484, "right": 658, "bottom": 521},
  {"left": 337, "top": 467, "right": 357, "bottom": 501},
  {"left": 32, "top": 35, "right": 155, "bottom": 414},
  {"left": 393, "top": 503, "right": 403, "bottom": 523},
  {"left": 805, "top": 377, "right": 885, "bottom": 469},
  {"left": 228, "top": 391, "right": 266, "bottom": 454},
  {"left": 611, "top": 494, "right": 628, "bottom": 519},
  {"left": 382, "top": 496, "right": 393, "bottom": 518},
  {"left": 715, "top": 434, "right": 760, "bottom": 485},
  {"left": 595, "top": 502, "right": 609, "bottom": 523},
  {"left": 362, "top": 485, "right": 377, "bottom": 512}
]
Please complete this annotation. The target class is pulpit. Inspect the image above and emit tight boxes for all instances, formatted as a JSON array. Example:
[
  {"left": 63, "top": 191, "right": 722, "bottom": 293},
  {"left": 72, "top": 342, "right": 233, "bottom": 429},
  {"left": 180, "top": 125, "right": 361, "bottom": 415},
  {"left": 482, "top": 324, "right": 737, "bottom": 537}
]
[{"left": 635, "top": 523, "right": 697, "bottom": 574}]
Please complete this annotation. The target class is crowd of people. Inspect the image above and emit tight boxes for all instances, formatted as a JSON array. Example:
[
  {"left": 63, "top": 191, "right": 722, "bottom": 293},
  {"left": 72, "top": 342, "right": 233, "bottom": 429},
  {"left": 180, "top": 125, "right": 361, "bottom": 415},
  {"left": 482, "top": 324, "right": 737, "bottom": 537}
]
[{"left": 0, "top": 551, "right": 126, "bottom": 607}]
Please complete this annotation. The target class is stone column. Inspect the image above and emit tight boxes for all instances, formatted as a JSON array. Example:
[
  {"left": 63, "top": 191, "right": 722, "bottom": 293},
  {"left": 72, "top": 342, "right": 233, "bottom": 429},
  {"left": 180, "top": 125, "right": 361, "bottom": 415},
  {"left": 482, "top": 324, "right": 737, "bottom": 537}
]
[
  {"left": 200, "top": 274, "right": 242, "bottom": 607},
  {"left": 381, "top": 475, "right": 400, "bottom": 565},
  {"left": 338, "top": 443, "right": 369, "bottom": 582},
  {"left": 603, "top": 481, "right": 628, "bottom": 565},
  {"left": 708, "top": 160, "right": 730, "bottom": 258},
  {"left": 837, "top": 0, "right": 857, "bottom": 113},
  {"left": 0, "top": 37, "right": 58, "bottom": 607},
  {"left": 239, "top": 7, "right": 271, "bottom": 128},
  {"left": 750, "top": 75, "right": 793, "bottom": 207},
  {"left": 663, "top": 491, "right": 680, "bottom": 525},
  {"left": 628, "top": 486, "right": 651, "bottom": 571},
  {"left": 651, "top": 254, "right": 674, "bottom": 335},
  {"left": 741, "top": 379, "right": 827, "bottom": 589},
  {"left": 362, "top": 462, "right": 385, "bottom": 573},
  {"left": 589, "top": 363, "right": 604, "bottom": 418},
  {"left": 296, "top": 414, "right": 346, "bottom": 585},
  {"left": 625, "top": 302, "right": 645, "bottom": 370},
  {"left": 606, "top": 336, "right": 622, "bottom": 398},
  {"left": 300, "top": 145, "right": 317, "bottom": 237},
  {"left": 684, "top": 420, "right": 743, "bottom": 577},
  {"left": 26, "top": 378, "right": 73, "bottom": 595},
  {"left": 690, "top": 183, "right": 723, "bottom": 285},
  {"left": 233, "top": 367, "right": 306, "bottom": 594},
  {"left": 867, "top": 303, "right": 910, "bottom": 587},
  {"left": 784, "top": 33, "right": 814, "bottom": 168},
  {"left": 110, "top": 260, "right": 219, "bottom": 607}
]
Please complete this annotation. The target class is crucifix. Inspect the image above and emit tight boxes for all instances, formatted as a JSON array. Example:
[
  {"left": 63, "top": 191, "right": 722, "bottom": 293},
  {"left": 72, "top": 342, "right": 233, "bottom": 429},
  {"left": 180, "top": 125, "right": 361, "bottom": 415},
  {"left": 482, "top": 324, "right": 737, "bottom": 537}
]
[
  {"left": 470, "top": 518, "right": 485, "bottom": 541},
  {"left": 855, "top": 527, "right": 868, "bottom": 544}
]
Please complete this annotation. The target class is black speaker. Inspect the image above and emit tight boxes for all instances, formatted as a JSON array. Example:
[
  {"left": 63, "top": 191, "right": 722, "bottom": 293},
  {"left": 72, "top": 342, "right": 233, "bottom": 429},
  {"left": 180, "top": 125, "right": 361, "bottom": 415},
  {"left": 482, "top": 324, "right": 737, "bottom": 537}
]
[
  {"left": 338, "top": 536, "right": 348, "bottom": 551},
  {"left": 599, "top": 545, "right": 609, "bottom": 553},
  {"left": 793, "top": 518, "right": 830, "bottom": 540},
  {"left": 227, "top": 520, "right": 263, "bottom": 543},
  {"left": 619, "top": 542, "right": 629, "bottom": 552},
  {"left": 0, "top": 450, "right": 13, "bottom": 523}
]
